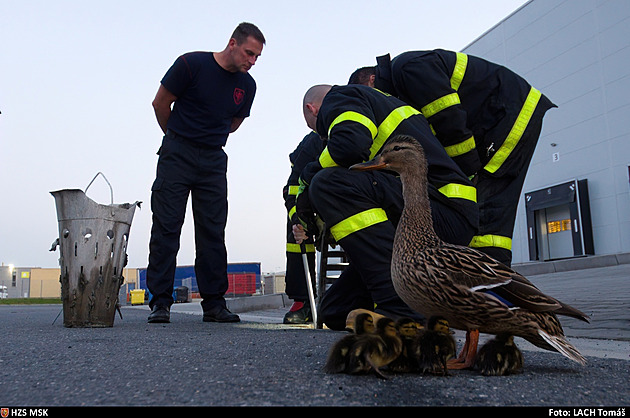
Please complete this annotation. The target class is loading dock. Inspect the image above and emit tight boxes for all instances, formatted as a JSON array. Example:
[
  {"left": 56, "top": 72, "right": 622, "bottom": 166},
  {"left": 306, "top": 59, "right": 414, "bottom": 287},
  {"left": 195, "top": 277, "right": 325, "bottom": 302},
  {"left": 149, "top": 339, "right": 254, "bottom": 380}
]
[{"left": 525, "top": 179, "right": 594, "bottom": 261}]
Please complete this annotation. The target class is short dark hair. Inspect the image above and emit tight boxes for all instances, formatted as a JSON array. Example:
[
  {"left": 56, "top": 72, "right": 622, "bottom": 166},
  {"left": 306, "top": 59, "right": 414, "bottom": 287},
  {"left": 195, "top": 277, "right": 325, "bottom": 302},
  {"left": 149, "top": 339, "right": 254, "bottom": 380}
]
[
  {"left": 348, "top": 66, "right": 376, "bottom": 85},
  {"left": 232, "top": 22, "right": 266, "bottom": 45}
]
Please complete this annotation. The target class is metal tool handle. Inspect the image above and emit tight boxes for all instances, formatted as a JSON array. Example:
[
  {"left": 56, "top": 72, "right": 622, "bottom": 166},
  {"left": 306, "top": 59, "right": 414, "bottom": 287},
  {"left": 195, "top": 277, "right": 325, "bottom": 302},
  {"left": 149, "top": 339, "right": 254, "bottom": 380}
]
[{"left": 301, "top": 243, "right": 318, "bottom": 328}]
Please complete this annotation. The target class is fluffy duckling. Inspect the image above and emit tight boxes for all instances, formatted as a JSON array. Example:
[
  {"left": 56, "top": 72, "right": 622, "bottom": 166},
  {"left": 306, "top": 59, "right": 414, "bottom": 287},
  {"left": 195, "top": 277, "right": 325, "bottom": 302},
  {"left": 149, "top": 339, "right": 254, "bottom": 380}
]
[
  {"left": 346, "top": 317, "right": 403, "bottom": 379},
  {"left": 396, "top": 317, "right": 423, "bottom": 340},
  {"left": 344, "top": 308, "right": 385, "bottom": 333},
  {"left": 475, "top": 334, "right": 524, "bottom": 376},
  {"left": 388, "top": 317, "right": 423, "bottom": 373},
  {"left": 351, "top": 135, "right": 589, "bottom": 370},
  {"left": 324, "top": 312, "right": 375, "bottom": 374},
  {"left": 413, "top": 316, "right": 457, "bottom": 376}
]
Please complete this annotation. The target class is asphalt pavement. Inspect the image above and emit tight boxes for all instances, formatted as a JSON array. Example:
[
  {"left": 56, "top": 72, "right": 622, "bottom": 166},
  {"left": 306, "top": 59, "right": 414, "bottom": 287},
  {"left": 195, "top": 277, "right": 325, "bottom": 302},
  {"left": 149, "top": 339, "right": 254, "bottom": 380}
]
[{"left": 0, "top": 256, "right": 628, "bottom": 408}]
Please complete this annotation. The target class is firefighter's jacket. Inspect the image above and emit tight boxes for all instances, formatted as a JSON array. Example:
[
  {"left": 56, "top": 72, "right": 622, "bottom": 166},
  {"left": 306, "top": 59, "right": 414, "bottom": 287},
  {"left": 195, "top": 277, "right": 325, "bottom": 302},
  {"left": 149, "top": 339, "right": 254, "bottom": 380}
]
[
  {"left": 375, "top": 50, "right": 556, "bottom": 177},
  {"left": 300, "top": 84, "right": 478, "bottom": 229}
]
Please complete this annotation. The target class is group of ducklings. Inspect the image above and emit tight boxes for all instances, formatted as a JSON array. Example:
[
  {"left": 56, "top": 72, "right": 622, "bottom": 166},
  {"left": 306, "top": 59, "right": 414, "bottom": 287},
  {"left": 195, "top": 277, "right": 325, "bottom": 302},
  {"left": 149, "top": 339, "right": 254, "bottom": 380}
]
[{"left": 324, "top": 309, "right": 523, "bottom": 379}]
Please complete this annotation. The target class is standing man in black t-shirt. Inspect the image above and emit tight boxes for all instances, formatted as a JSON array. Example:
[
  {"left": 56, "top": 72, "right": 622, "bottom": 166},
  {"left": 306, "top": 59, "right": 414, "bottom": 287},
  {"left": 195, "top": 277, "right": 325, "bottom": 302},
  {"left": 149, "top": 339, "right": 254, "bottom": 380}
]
[{"left": 147, "top": 22, "right": 265, "bottom": 324}]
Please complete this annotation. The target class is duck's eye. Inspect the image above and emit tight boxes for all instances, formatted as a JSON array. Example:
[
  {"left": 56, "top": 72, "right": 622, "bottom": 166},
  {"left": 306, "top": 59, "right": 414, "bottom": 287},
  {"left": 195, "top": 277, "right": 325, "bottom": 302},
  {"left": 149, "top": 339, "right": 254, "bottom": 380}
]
[{"left": 393, "top": 146, "right": 403, "bottom": 151}]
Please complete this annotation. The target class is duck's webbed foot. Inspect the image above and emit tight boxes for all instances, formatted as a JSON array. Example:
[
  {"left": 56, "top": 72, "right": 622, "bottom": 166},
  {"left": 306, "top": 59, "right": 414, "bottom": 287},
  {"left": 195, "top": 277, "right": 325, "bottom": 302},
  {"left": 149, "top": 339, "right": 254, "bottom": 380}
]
[{"left": 447, "top": 329, "right": 479, "bottom": 369}]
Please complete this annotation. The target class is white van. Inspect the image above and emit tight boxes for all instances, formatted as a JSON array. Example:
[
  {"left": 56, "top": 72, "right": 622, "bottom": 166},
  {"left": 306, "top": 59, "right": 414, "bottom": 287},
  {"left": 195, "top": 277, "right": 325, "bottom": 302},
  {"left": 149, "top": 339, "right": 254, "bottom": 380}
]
[{"left": 0, "top": 285, "right": 8, "bottom": 299}]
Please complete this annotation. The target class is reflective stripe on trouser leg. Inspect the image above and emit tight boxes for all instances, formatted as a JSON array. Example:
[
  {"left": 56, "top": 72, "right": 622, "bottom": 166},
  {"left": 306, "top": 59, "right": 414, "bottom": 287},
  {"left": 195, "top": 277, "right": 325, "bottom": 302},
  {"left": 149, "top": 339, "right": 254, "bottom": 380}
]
[
  {"left": 329, "top": 216, "right": 424, "bottom": 322},
  {"left": 484, "top": 87, "right": 542, "bottom": 174},
  {"left": 469, "top": 235, "right": 512, "bottom": 251},
  {"left": 329, "top": 208, "right": 389, "bottom": 241},
  {"left": 286, "top": 243, "right": 316, "bottom": 253}
]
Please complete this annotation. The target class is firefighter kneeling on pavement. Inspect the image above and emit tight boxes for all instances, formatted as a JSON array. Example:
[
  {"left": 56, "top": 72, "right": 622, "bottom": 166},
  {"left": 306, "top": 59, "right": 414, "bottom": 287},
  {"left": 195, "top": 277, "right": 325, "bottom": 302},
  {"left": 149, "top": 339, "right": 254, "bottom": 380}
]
[{"left": 293, "top": 83, "right": 479, "bottom": 331}]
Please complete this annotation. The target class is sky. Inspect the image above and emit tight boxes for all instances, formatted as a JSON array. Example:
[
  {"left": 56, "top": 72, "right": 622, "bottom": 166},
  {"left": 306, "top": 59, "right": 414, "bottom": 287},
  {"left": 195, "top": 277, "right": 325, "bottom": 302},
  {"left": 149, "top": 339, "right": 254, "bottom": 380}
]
[{"left": 0, "top": 0, "right": 528, "bottom": 274}]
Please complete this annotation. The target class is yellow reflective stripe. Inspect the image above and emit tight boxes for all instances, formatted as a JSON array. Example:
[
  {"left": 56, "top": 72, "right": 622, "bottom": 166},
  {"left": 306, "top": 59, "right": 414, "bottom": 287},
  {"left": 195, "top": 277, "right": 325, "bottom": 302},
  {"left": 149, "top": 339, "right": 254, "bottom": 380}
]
[
  {"left": 444, "top": 136, "right": 476, "bottom": 157},
  {"left": 288, "top": 206, "right": 296, "bottom": 220},
  {"left": 469, "top": 235, "right": 512, "bottom": 251},
  {"left": 286, "top": 243, "right": 316, "bottom": 253},
  {"left": 421, "top": 93, "right": 461, "bottom": 118},
  {"left": 330, "top": 208, "right": 388, "bottom": 241},
  {"left": 370, "top": 105, "right": 421, "bottom": 159},
  {"left": 318, "top": 146, "right": 340, "bottom": 168},
  {"left": 438, "top": 183, "right": 477, "bottom": 202},
  {"left": 288, "top": 185, "right": 300, "bottom": 196},
  {"left": 328, "top": 111, "right": 378, "bottom": 138},
  {"left": 484, "top": 87, "right": 542, "bottom": 174},
  {"left": 450, "top": 52, "right": 468, "bottom": 91}
]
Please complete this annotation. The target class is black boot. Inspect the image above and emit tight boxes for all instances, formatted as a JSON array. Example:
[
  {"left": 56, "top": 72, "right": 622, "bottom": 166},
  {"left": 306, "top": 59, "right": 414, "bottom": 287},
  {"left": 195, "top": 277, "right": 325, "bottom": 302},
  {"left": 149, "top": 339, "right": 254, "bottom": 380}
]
[
  {"left": 283, "top": 301, "right": 312, "bottom": 324},
  {"left": 148, "top": 305, "right": 170, "bottom": 323}
]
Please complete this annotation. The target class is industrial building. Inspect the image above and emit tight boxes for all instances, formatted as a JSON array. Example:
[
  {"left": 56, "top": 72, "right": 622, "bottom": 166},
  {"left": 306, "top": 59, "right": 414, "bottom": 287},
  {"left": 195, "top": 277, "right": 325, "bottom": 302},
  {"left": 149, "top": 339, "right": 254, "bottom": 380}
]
[
  {"left": 463, "top": 0, "right": 630, "bottom": 264},
  {"left": 0, "top": 263, "right": 267, "bottom": 300},
  {"left": 0, "top": 264, "right": 138, "bottom": 299}
]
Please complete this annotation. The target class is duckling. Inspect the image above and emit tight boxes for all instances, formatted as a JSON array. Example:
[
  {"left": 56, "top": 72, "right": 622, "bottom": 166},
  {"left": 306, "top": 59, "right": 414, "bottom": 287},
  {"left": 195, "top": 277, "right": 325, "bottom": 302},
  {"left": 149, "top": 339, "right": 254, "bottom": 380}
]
[
  {"left": 475, "top": 333, "right": 524, "bottom": 376},
  {"left": 323, "top": 312, "right": 375, "bottom": 374},
  {"left": 350, "top": 135, "right": 589, "bottom": 370},
  {"left": 346, "top": 317, "right": 403, "bottom": 379},
  {"left": 413, "top": 316, "right": 457, "bottom": 376},
  {"left": 396, "top": 317, "right": 422, "bottom": 340},
  {"left": 344, "top": 308, "right": 384, "bottom": 333},
  {"left": 388, "top": 317, "right": 422, "bottom": 373},
  {"left": 355, "top": 312, "right": 376, "bottom": 335}
]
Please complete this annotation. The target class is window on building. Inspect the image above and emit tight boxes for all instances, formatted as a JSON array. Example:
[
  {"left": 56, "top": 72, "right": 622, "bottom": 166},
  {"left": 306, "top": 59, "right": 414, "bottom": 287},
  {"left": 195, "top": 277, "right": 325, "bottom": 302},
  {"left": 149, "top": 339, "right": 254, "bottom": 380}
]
[{"left": 547, "top": 219, "right": 571, "bottom": 234}]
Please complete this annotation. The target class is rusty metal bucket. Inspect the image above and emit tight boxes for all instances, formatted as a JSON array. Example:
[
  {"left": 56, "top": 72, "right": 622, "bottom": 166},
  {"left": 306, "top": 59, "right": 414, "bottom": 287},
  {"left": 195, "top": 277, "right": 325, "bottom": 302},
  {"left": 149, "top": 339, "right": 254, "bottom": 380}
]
[{"left": 50, "top": 173, "right": 141, "bottom": 327}]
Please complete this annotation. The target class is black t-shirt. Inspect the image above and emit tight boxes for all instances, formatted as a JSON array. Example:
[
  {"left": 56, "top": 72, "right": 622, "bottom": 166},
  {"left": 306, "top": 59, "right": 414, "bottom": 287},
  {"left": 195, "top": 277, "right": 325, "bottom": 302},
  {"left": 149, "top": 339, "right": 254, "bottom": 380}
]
[{"left": 161, "top": 51, "right": 256, "bottom": 147}]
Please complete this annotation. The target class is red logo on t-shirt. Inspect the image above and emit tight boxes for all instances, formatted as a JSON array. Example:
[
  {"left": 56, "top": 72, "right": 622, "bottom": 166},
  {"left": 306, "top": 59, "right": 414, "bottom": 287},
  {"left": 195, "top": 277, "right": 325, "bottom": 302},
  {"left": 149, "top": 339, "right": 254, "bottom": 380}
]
[{"left": 234, "top": 88, "right": 245, "bottom": 105}]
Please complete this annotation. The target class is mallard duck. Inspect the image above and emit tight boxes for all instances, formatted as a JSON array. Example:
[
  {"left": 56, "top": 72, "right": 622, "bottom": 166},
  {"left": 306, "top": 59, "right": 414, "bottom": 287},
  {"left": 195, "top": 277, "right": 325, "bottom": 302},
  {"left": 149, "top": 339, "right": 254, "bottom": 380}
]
[
  {"left": 324, "top": 312, "right": 375, "bottom": 374},
  {"left": 413, "top": 316, "right": 457, "bottom": 376},
  {"left": 350, "top": 135, "right": 589, "bottom": 369},
  {"left": 475, "top": 333, "right": 524, "bottom": 376},
  {"left": 388, "top": 317, "right": 423, "bottom": 373},
  {"left": 346, "top": 317, "right": 403, "bottom": 379}
]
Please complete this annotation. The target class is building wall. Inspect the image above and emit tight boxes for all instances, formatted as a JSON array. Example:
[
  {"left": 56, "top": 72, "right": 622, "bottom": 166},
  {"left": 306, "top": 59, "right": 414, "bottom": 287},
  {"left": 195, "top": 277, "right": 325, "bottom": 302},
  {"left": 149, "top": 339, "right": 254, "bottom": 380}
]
[
  {"left": 29, "top": 268, "right": 61, "bottom": 298},
  {"left": 262, "top": 272, "right": 286, "bottom": 295},
  {"left": 1, "top": 267, "right": 139, "bottom": 299},
  {"left": 462, "top": 0, "right": 630, "bottom": 263},
  {"left": 0, "top": 265, "right": 33, "bottom": 298}
]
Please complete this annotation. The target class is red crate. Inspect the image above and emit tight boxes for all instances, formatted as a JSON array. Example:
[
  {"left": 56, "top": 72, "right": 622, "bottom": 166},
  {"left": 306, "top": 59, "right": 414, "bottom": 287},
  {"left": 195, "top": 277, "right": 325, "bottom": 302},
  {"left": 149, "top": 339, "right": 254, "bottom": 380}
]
[{"left": 227, "top": 273, "right": 256, "bottom": 296}]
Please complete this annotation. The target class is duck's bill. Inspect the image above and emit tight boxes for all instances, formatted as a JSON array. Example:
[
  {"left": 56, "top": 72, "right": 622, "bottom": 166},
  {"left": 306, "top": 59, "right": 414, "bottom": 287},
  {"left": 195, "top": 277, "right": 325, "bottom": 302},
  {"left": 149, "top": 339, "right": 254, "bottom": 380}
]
[{"left": 349, "top": 158, "right": 387, "bottom": 171}]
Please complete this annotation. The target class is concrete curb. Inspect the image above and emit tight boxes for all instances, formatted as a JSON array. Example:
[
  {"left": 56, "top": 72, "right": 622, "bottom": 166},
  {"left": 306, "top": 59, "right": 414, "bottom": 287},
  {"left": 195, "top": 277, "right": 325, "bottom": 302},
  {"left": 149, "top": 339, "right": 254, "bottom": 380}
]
[
  {"left": 128, "top": 293, "right": 292, "bottom": 315},
  {"left": 513, "top": 252, "right": 630, "bottom": 276},
  {"left": 226, "top": 293, "right": 291, "bottom": 313}
]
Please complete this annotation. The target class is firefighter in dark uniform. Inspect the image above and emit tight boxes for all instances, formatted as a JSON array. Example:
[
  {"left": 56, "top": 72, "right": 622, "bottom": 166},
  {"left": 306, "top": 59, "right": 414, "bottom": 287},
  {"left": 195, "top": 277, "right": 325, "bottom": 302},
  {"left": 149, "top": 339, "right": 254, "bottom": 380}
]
[
  {"left": 146, "top": 23, "right": 265, "bottom": 324},
  {"left": 294, "top": 84, "right": 479, "bottom": 330},
  {"left": 282, "top": 131, "right": 323, "bottom": 324},
  {"left": 349, "top": 50, "right": 556, "bottom": 266}
]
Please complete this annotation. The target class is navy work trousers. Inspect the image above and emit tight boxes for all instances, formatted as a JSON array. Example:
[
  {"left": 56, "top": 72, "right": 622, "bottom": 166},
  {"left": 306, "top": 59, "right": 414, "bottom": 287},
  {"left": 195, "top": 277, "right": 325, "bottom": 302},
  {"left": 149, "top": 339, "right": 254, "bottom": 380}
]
[
  {"left": 284, "top": 219, "right": 317, "bottom": 302},
  {"left": 147, "top": 131, "right": 229, "bottom": 313},
  {"left": 474, "top": 109, "right": 546, "bottom": 266}
]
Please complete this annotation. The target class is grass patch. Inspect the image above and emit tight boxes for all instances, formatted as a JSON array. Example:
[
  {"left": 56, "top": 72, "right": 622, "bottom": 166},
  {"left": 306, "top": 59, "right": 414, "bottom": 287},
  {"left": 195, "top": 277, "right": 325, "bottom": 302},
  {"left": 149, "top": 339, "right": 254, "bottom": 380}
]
[{"left": 0, "top": 298, "right": 62, "bottom": 305}]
